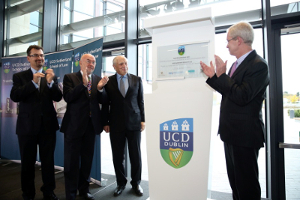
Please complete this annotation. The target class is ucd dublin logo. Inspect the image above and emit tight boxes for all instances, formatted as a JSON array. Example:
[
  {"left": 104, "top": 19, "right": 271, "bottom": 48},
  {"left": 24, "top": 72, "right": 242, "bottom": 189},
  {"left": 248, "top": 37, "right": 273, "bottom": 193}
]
[
  {"left": 160, "top": 118, "right": 193, "bottom": 169},
  {"left": 3, "top": 62, "right": 11, "bottom": 73},
  {"left": 178, "top": 45, "right": 185, "bottom": 56},
  {"left": 43, "top": 59, "right": 48, "bottom": 71},
  {"left": 74, "top": 52, "right": 80, "bottom": 67}
]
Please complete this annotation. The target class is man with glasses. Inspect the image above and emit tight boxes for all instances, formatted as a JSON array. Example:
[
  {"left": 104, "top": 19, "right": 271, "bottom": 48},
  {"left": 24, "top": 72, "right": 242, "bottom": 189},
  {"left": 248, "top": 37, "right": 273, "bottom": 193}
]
[
  {"left": 61, "top": 54, "right": 109, "bottom": 200},
  {"left": 200, "top": 22, "right": 269, "bottom": 200},
  {"left": 10, "top": 45, "right": 62, "bottom": 200}
]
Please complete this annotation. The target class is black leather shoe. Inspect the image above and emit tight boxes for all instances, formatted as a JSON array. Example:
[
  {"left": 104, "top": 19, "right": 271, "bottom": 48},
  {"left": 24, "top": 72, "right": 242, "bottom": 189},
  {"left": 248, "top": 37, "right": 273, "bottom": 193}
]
[
  {"left": 79, "top": 192, "right": 95, "bottom": 200},
  {"left": 43, "top": 192, "right": 59, "bottom": 200},
  {"left": 114, "top": 185, "right": 125, "bottom": 196},
  {"left": 132, "top": 185, "right": 143, "bottom": 196}
]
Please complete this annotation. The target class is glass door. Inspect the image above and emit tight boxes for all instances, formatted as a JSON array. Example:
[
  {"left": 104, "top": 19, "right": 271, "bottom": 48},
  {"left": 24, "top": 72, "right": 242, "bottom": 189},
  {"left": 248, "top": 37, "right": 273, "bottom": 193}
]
[{"left": 280, "top": 30, "right": 300, "bottom": 200}]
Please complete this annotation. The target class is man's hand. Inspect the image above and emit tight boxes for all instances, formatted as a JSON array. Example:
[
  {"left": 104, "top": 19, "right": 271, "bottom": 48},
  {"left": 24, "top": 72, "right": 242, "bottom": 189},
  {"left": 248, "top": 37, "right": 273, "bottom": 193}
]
[
  {"left": 82, "top": 67, "right": 88, "bottom": 86},
  {"left": 33, "top": 72, "right": 45, "bottom": 84},
  {"left": 97, "top": 76, "right": 109, "bottom": 90},
  {"left": 214, "top": 55, "right": 227, "bottom": 77},
  {"left": 200, "top": 61, "right": 215, "bottom": 78},
  {"left": 45, "top": 68, "right": 55, "bottom": 83},
  {"left": 104, "top": 125, "right": 110, "bottom": 133},
  {"left": 141, "top": 122, "right": 145, "bottom": 132}
]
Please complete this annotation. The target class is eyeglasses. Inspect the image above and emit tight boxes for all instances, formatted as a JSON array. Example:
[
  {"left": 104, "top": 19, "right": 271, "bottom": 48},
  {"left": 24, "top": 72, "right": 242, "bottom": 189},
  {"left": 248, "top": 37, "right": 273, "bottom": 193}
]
[
  {"left": 227, "top": 37, "right": 237, "bottom": 43},
  {"left": 86, "top": 59, "right": 96, "bottom": 65},
  {"left": 29, "top": 54, "right": 44, "bottom": 58}
]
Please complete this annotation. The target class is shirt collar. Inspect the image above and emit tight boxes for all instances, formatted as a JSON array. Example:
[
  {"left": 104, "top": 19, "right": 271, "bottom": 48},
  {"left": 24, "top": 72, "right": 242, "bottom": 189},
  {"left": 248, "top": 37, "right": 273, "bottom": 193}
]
[
  {"left": 236, "top": 50, "right": 253, "bottom": 68},
  {"left": 80, "top": 70, "right": 92, "bottom": 79},
  {"left": 31, "top": 67, "right": 42, "bottom": 74},
  {"left": 116, "top": 73, "right": 127, "bottom": 79}
]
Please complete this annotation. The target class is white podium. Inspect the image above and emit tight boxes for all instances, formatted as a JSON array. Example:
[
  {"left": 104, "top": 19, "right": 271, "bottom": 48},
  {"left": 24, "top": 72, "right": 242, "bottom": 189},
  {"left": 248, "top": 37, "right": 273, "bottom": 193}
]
[{"left": 144, "top": 7, "right": 215, "bottom": 200}]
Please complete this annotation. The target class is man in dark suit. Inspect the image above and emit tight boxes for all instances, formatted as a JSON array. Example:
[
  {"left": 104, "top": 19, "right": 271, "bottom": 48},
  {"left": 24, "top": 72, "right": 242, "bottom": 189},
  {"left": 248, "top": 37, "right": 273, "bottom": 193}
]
[
  {"left": 200, "top": 22, "right": 269, "bottom": 200},
  {"left": 60, "top": 54, "right": 108, "bottom": 200},
  {"left": 10, "top": 45, "right": 62, "bottom": 200},
  {"left": 103, "top": 55, "right": 145, "bottom": 197}
]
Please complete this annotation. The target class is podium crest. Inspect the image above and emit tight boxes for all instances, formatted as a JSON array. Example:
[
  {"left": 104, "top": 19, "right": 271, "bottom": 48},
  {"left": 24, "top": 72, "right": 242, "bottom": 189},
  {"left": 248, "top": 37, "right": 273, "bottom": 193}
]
[{"left": 160, "top": 118, "right": 193, "bottom": 169}]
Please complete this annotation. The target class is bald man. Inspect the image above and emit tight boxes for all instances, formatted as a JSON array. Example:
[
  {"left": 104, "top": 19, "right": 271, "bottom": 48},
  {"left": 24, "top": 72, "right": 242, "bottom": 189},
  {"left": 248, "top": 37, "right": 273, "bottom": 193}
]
[
  {"left": 103, "top": 56, "right": 145, "bottom": 197},
  {"left": 61, "top": 54, "right": 109, "bottom": 200}
]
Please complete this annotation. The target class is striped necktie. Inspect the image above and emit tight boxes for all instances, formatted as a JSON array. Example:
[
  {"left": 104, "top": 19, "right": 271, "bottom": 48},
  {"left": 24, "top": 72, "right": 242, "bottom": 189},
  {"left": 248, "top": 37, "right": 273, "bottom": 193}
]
[{"left": 87, "top": 76, "right": 91, "bottom": 96}]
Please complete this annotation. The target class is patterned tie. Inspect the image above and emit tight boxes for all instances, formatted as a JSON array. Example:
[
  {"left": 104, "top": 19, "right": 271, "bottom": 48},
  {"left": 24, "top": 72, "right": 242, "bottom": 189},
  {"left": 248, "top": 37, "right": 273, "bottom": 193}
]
[
  {"left": 229, "top": 61, "right": 238, "bottom": 77},
  {"left": 120, "top": 76, "right": 126, "bottom": 97},
  {"left": 87, "top": 76, "right": 91, "bottom": 96}
]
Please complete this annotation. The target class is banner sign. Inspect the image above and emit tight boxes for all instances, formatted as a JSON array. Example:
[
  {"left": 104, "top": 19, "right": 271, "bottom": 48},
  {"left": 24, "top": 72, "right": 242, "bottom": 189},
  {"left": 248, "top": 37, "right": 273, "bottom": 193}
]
[
  {"left": 44, "top": 50, "right": 73, "bottom": 118},
  {"left": 160, "top": 118, "right": 194, "bottom": 169},
  {"left": 1, "top": 38, "right": 104, "bottom": 181},
  {"left": 1, "top": 56, "right": 29, "bottom": 159}
]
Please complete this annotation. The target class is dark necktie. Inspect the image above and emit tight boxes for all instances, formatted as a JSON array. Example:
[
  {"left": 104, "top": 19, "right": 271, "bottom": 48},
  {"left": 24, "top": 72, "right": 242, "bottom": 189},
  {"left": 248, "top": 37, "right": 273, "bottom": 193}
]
[
  {"left": 87, "top": 76, "right": 91, "bottom": 96},
  {"left": 120, "top": 76, "right": 125, "bottom": 97},
  {"left": 229, "top": 61, "right": 238, "bottom": 77}
]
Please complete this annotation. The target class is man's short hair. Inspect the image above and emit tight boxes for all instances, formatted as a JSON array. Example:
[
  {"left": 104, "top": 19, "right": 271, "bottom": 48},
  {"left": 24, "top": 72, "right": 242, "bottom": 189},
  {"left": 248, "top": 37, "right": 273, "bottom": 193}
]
[
  {"left": 228, "top": 22, "right": 254, "bottom": 46},
  {"left": 112, "top": 55, "right": 127, "bottom": 66},
  {"left": 27, "top": 45, "right": 43, "bottom": 56}
]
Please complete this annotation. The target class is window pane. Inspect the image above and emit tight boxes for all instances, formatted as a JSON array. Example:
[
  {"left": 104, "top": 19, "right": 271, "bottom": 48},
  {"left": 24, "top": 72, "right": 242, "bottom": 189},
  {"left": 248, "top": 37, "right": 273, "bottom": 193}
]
[
  {"left": 281, "top": 34, "right": 300, "bottom": 145},
  {"left": 139, "top": 0, "right": 262, "bottom": 38},
  {"left": 271, "top": 1, "right": 300, "bottom": 16},
  {"left": 4, "top": 0, "right": 43, "bottom": 56},
  {"left": 138, "top": 44, "right": 152, "bottom": 94},
  {"left": 281, "top": 32, "right": 300, "bottom": 200},
  {"left": 59, "top": 0, "right": 126, "bottom": 50}
]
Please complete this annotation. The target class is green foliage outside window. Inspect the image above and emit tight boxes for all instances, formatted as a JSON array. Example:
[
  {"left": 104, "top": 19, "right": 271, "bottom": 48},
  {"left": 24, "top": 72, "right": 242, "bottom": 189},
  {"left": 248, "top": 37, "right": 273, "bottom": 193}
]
[{"left": 288, "top": 109, "right": 300, "bottom": 117}]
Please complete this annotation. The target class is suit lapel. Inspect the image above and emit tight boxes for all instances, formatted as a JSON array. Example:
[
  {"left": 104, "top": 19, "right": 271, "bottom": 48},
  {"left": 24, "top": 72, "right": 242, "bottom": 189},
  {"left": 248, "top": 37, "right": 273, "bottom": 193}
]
[
  {"left": 25, "top": 69, "right": 33, "bottom": 81},
  {"left": 91, "top": 74, "right": 98, "bottom": 97},
  {"left": 126, "top": 74, "right": 132, "bottom": 97},
  {"left": 112, "top": 74, "right": 123, "bottom": 97},
  {"left": 231, "top": 50, "right": 257, "bottom": 78}
]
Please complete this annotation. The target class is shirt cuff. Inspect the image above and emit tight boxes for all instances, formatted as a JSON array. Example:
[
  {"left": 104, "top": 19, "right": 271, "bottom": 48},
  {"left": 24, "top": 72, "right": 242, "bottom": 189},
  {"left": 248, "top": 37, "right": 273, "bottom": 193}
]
[
  {"left": 32, "top": 80, "right": 39, "bottom": 89},
  {"left": 48, "top": 80, "right": 54, "bottom": 88}
]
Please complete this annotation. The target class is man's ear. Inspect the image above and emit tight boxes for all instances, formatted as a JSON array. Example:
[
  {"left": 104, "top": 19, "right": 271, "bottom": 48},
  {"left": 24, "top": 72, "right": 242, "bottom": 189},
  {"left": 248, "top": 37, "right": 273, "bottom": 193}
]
[{"left": 237, "top": 36, "right": 243, "bottom": 45}]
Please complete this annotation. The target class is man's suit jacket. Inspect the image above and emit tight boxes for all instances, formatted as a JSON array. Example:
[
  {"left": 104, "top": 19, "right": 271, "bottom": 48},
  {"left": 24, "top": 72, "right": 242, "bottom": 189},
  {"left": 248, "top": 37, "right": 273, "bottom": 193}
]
[
  {"left": 60, "top": 71, "right": 105, "bottom": 137},
  {"left": 103, "top": 73, "right": 145, "bottom": 132},
  {"left": 206, "top": 50, "right": 269, "bottom": 148},
  {"left": 10, "top": 68, "right": 62, "bottom": 135}
]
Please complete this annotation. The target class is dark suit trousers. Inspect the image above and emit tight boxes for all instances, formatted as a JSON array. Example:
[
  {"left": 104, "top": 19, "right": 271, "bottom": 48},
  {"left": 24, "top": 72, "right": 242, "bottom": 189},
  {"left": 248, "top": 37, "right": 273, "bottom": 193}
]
[
  {"left": 110, "top": 129, "right": 142, "bottom": 187},
  {"left": 17, "top": 128, "right": 56, "bottom": 199},
  {"left": 64, "top": 118, "right": 95, "bottom": 200},
  {"left": 224, "top": 142, "right": 261, "bottom": 200}
]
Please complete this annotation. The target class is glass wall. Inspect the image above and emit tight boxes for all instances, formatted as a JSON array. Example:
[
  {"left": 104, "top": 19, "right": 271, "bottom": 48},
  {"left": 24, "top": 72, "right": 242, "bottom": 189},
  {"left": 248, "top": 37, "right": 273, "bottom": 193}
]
[
  {"left": 59, "top": 0, "right": 125, "bottom": 50},
  {"left": 138, "top": 0, "right": 262, "bottom": 38},
  {"left": 4, "top": 0, "right": 43, "bottom": 56},
  {"left": 271, "top": 1, "right": 300, "bottom": 16},
  {"left": 281, "top": 33, "right": 300, "bottom": 200},
  {"left": 138, "top": 44, "right": 152, "bottom": 93}
]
